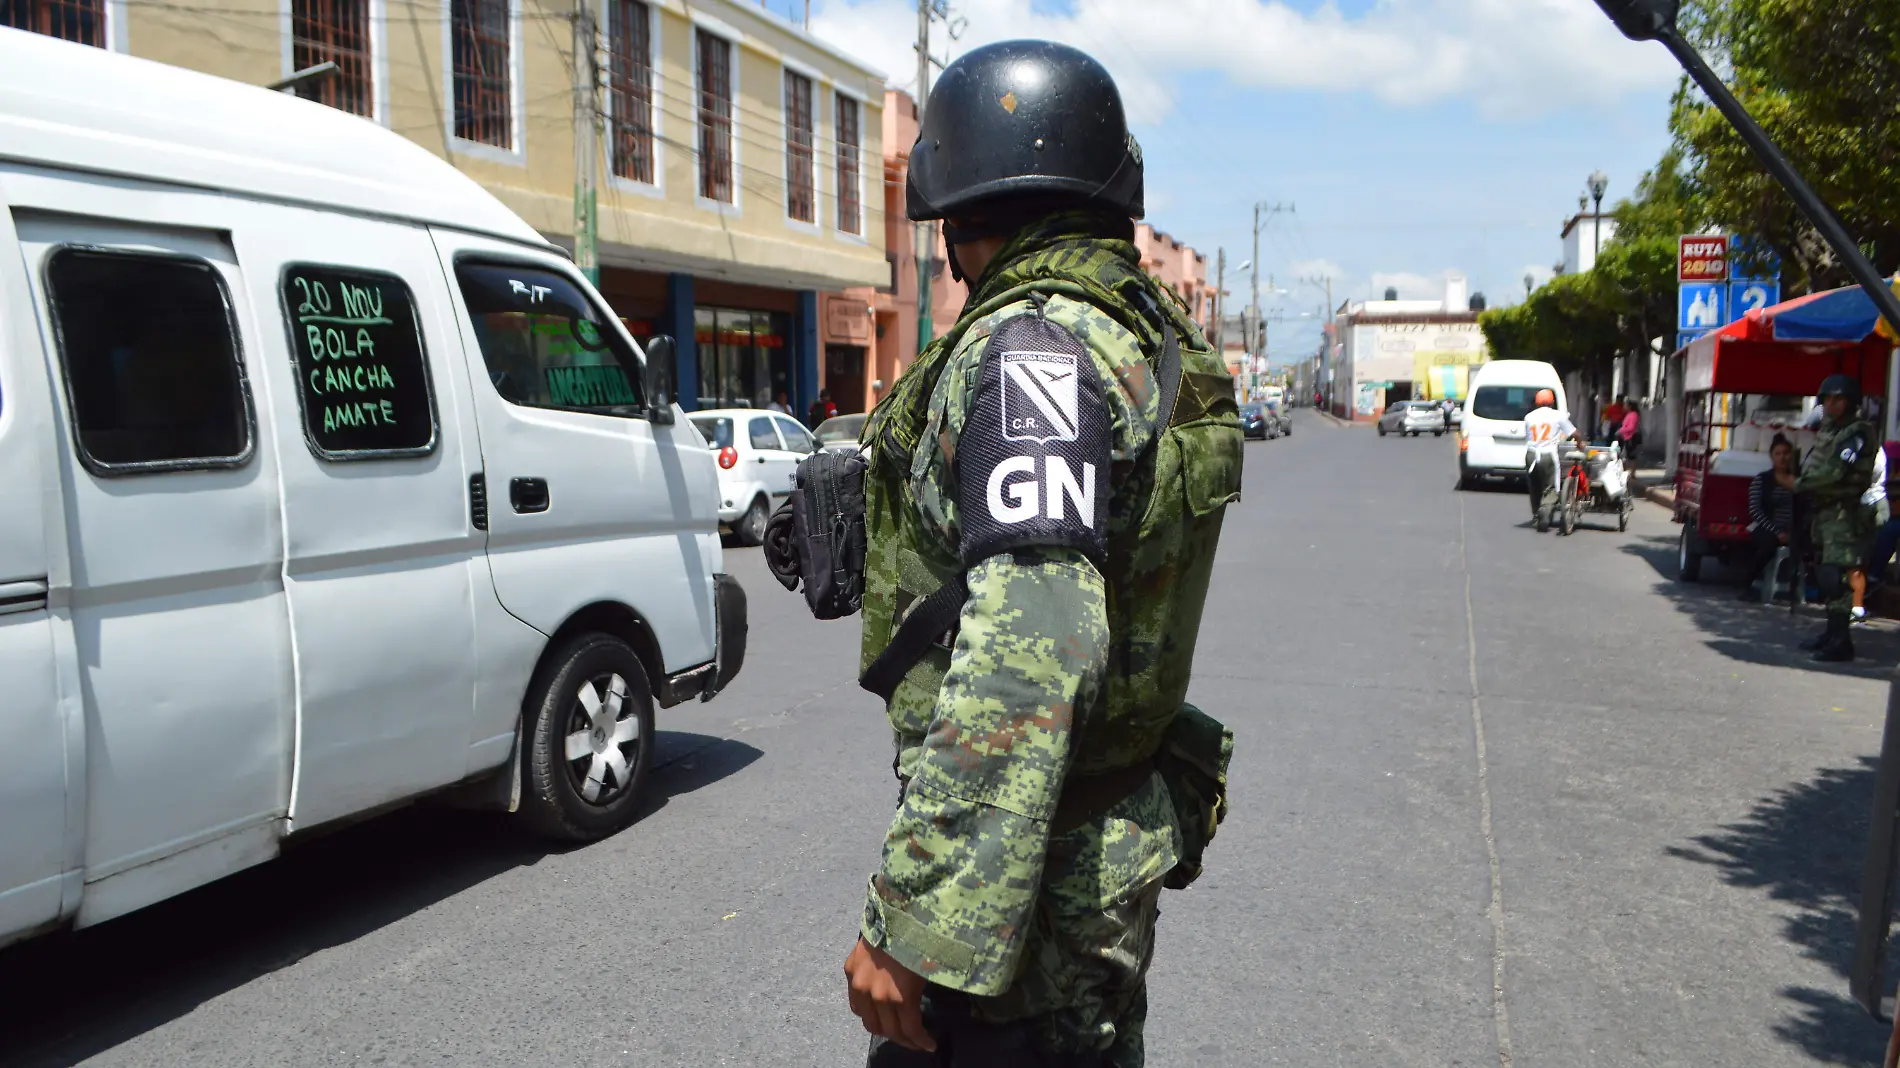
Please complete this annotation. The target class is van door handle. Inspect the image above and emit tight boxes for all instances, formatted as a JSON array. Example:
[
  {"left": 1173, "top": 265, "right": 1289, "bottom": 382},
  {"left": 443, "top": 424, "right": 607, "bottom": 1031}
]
[{"left": 510, "top": 477, "right": 550, "bottom": 514}]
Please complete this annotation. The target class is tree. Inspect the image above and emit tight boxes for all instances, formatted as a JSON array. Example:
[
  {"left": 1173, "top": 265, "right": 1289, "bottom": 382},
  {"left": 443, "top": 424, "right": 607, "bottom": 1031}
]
[{"left": 1675, "top": 0, "right": 1900, "bottom": 291}]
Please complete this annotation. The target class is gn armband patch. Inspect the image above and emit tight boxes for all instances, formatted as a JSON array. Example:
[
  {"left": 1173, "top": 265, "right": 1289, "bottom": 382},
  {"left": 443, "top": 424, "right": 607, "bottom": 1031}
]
[{"left": 955, "top": 313, "right": 1111, "bottom": 566}]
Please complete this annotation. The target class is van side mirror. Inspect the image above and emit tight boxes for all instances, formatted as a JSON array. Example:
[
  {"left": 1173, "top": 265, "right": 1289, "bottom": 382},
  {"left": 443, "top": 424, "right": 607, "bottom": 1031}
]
[{"left": 643, "top": 335, "right": 677, "bottom": 425}]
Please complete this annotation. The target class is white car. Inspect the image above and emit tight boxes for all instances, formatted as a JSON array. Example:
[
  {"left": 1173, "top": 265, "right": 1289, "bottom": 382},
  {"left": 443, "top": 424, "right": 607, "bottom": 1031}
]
[
  {"left": 815, "top": 412, "right": 867, "bottom": 453},
  {"left": 690, "top": 408, "right": 819, "bottom": 544}
]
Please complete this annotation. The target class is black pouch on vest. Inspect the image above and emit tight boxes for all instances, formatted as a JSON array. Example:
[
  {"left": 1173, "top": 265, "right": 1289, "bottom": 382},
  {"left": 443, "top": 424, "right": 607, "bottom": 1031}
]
[
  {"left": 1154, "top": 702, "right": 1234, "bottom": 890},
  {"left": 763, "top": 450, "right": 868, "bottom": 620}
]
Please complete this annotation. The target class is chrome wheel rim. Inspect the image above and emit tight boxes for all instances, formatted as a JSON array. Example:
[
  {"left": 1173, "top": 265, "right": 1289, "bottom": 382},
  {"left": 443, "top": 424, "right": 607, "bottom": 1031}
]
[{"left": 562, "top": 672, "right": 641, "bottom": 806}]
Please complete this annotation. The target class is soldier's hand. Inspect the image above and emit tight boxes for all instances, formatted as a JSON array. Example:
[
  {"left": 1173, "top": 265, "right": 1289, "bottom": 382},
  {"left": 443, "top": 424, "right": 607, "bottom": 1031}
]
[{"left": 844, "top": 936, "right": 936, "bottom": 1052}]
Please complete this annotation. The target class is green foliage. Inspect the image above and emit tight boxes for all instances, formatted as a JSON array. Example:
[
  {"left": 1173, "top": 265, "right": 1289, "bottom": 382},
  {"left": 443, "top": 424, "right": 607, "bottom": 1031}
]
[
  {"left": 1675, "top": 0, "right": 1900, "bottom": 288},
  {"left": 1493, "top": 0, "right": 1897, "bottom": 372}
]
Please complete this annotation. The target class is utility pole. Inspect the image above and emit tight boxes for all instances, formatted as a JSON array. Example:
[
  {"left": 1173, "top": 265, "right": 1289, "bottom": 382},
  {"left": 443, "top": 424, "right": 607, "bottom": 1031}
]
[
  {"left": 914, "top": 0, "right": 934, "bottom": 355},
  {"left": 572, "top": 0, "right": 599, "bottom": 285},
  {"left": 1249, "top": 201, "right": 1292, "bottom": 393},
  {"left": 1213, "top": 248, "right": 1225, "bottom": 352}
]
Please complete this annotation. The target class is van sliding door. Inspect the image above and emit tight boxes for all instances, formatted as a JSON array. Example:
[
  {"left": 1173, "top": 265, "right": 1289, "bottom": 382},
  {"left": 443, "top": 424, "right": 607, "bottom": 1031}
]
[
  {"left": 14, "top": 213, "right": 294, "bottom": 927},
  {"left": 0, "top": 202, "right": 70, "bottom": 943}
]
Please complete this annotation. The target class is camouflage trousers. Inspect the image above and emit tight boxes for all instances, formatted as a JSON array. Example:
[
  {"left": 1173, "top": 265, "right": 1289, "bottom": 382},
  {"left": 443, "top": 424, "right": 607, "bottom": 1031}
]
[
  {"left": 1813, "top": 498, "right": 1875, "bottom": 612},
  {"left": 868, "top": 881, "right": 1163, "bottom": 1068}
]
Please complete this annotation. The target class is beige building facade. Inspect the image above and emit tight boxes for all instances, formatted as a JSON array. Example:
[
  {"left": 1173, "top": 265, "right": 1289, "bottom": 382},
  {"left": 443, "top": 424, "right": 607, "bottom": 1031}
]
[{"left": 5, "top": 0, "right": 888, "bottom": 416}]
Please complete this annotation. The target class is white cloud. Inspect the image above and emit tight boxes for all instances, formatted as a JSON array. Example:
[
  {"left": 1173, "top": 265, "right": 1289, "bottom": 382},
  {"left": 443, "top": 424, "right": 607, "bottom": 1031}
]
[
  {"left": 811, "top": 0, "right": 1677, "bottom": 122},
  {"left": 1369, "top": 269, "right": 1454, "bottom": 300}
]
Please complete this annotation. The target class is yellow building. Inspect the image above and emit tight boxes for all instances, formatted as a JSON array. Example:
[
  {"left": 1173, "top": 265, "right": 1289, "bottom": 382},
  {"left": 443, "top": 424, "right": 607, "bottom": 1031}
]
[{"left": 4, "top": 0, "right": 889, "bottom": 415}]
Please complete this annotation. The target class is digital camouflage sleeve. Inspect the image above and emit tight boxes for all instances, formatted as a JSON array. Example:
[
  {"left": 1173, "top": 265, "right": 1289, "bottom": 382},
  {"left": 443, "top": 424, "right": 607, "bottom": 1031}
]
[
  {"left": 859, "top": 294, "right": 1177, "bottom": 996},
  {"left": 1795, "top": 418, "right": 1875, "bottom": 501}
]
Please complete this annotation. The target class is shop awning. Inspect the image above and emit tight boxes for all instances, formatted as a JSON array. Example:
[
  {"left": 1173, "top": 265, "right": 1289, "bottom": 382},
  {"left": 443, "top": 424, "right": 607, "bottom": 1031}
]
[{"left": 1742, "top": 279, "right": 1900, "bottom": 343}]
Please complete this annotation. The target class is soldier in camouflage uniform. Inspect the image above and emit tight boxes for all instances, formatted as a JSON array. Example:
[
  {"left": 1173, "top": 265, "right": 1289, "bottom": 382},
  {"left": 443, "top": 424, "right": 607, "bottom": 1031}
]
[
  {"left": 1783, "top": 374, "right": 1877, "bottom": 662},
  {"left": 841, "top": 40, "right": 1240, "bottom": 1068}
]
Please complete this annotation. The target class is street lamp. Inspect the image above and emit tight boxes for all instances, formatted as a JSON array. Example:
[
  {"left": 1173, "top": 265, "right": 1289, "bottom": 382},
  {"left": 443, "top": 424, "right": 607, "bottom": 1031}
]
[{"left": 1587, "top": 170, "right": 1609, "bottom": 266}]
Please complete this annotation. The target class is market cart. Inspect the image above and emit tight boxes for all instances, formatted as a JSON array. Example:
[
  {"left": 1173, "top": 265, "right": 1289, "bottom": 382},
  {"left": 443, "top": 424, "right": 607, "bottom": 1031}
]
[{"left": 1670, "top": 300, "right": 1890, "bottom": 583}]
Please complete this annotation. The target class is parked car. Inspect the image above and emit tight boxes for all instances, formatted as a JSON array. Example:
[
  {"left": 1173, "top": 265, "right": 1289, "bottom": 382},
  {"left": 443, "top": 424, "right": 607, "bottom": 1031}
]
[
  {"left": 690, "top": 407, "right": 818, "bottom": 545},
  {"left": 1378, "top": 400, "right": 1448, "bottom": 437},
  {"left": 1241, "top": 402, "right": 1275, "bottom": 439},
  {"left": 1265, "top": 400, "right": 1292, "bottom": 438},
  {"left": 1458, "top": 359, "right": 1567, "bottom": 489},
  {"left": 0, "top": 29, "right": 745, "bottom": 951},
  {"left": 814, "top": 412, "right": 867, "bottom": 453}
]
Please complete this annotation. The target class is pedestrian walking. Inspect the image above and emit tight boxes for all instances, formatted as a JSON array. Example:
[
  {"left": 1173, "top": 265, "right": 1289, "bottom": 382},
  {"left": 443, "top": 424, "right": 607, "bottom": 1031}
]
[
  {"left": 807, "top": 389, "right": 837, "bottom": 429},
  {"left": 1617, "top": 403, "right": 1641, "bottom": 472},
  {"left": 1866, "top": 440, "right": 1900, "bottom": 600},
  {"left": 841, "top": 40, "right": 1239, "bottom": 1067},
  {"left": 1852, "top": 439, "right": 1890, "bottom": 625},
  {"left": 1781, "top": 375, "right": 1877, "bottom": 661}
]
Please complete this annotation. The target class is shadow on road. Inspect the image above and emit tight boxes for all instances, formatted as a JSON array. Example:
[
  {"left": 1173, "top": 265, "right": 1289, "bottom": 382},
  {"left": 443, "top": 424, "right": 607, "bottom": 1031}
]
[
  {"left": 1621, "top": 532, "right": 1900, "bottom": 681},
  {"left": 1668, "top": 758, "right": 1892, "bottom": 1065},
  {"left": 0, "top": 730, "right": 761, "bottom": 1068}
]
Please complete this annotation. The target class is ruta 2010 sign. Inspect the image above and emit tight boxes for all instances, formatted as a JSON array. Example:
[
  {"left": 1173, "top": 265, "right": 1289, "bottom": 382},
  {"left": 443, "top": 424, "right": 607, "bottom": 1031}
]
[{"left": 1679, "top": 235, "right": 1729, "bottom": 283}]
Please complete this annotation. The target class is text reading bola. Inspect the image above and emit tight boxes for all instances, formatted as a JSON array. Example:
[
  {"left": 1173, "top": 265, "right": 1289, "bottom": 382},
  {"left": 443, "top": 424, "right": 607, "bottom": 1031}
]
[{"left": 294, "top": 275, "right": 401, "bottom": 432}]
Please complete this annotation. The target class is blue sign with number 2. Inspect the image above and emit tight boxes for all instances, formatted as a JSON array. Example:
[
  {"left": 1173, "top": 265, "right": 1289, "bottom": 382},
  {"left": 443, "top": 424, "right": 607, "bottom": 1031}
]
[{"left": 1730, "top": 280, "right": 1779, "bottom": 321}]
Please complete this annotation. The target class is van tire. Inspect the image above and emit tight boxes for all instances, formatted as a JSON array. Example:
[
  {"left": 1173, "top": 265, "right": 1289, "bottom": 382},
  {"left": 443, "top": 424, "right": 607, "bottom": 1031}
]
[
  {"left": 519, "top": 633, "right": 655, "bottom": 841},
  {"left": 734, "top": 496, "right": 769, "bottom": 547}
]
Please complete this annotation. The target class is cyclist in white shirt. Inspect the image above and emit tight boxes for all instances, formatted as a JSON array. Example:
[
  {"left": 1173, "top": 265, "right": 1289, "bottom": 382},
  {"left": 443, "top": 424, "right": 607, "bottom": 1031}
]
[{"left": 1524, "top": 388, "right": 1582, "bottom": 531}]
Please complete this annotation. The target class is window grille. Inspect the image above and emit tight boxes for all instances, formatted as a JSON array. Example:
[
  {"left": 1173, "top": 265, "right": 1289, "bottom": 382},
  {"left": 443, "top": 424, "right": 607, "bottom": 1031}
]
[
  {"left": 452, "top": 0, "right": 512, "bottom": 149},
  {"left": 696, "top": 30, "right": 733, "bottom": 203},
  {"left": 784, "top": 70, "right": 815, "bottom": 223},
  {"left": 291, "top": 0, "right": 373, "bottom": 117},
  {"left": 2, "top": 0, "right": 105, "bottom": 46},
  {"left": 606, "top": 0, "right": 653, "bottom": 183},
  {"left": 835, "top": 94, "right": 861, "bottom": 235}
]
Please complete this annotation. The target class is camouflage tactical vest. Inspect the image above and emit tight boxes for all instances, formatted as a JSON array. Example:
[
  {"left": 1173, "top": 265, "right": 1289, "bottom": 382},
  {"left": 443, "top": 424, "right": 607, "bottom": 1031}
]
[{"left": 858, "top": 222, "right": 1243, "bottom": 774}]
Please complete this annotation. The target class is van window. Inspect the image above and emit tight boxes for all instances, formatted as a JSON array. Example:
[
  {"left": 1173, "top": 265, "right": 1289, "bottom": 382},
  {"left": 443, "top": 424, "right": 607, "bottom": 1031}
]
[
  {"left": 45, "top": 248, "right": 251, "bottom": 473},
  {"left": 455, "top": 261, "right": 645, "bottom": 416},
  {"left": 1469, "top": 385, "right": 1545, "bottom": 422},
  {"left": 281, "top": 265, "right": 437, "bottom": 459}
]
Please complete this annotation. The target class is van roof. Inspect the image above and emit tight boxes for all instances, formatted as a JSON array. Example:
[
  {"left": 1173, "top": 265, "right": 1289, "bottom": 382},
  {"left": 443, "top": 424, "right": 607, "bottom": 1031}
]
[
  {"left": 1472, "top": 360, "right": 1562, "bottom": 381},
  {"left": 0, "top": 29, "right": 548, "bottom": 249}
]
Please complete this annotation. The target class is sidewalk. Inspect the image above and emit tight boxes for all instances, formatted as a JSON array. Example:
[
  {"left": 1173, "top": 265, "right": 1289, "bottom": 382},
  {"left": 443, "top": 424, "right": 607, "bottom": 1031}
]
[{"left": 1633, "top": 466, "right": 1674, "bottom": 510}]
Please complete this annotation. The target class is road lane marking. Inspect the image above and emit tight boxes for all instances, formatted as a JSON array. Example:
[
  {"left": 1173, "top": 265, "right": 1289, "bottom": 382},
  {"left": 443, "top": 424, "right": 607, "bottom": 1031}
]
[{"left": 1459, "top": 492, "right": 1515, "bottom": 1068}]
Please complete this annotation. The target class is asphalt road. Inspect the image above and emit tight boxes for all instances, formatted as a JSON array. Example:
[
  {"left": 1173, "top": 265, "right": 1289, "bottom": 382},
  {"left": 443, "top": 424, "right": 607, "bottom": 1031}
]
[{"left": 4, "top": 409, "right": 1897, "bottom": 1067}]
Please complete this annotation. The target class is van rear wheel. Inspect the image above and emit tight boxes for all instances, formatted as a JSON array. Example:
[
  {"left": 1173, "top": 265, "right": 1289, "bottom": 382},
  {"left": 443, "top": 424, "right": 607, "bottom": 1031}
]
[{"left": 520, "top": 633, "right": 655, "bottom": 841}]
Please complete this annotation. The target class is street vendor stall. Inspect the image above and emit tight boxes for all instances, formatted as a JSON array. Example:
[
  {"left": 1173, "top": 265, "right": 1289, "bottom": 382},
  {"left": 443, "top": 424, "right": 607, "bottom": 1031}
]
[{"left": 1669, "top": 288, "right": 1893, "bottom": 583}]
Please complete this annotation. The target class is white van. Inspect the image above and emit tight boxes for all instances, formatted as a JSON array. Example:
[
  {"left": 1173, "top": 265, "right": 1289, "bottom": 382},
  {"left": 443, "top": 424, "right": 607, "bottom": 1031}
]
[
  {"left": 0, "top": 30, "right": 744, "bottom": 948},
  {"left": 1457, "top": 360, "right": 1569, "bottom": 489}
]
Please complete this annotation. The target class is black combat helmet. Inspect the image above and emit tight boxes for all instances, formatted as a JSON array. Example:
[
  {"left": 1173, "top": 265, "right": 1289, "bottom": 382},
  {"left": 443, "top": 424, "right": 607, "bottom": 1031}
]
[
  {"left": 1818, "top": 373, "right": 1862, "bottom": 406},
  {"left": 907, "top": 40, "right": 1143, "bottom": 223}
]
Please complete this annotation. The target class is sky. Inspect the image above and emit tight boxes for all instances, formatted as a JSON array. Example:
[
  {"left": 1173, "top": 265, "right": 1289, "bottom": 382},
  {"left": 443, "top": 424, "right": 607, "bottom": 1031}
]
[{"left": 758, "top": 0, "right": 1683, "bottom": 365}]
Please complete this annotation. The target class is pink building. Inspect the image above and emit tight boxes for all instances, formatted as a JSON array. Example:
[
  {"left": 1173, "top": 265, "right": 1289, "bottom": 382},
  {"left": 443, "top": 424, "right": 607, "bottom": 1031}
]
[{"left": 1134, "top": 224, "right": 1214, "bottom": 335}]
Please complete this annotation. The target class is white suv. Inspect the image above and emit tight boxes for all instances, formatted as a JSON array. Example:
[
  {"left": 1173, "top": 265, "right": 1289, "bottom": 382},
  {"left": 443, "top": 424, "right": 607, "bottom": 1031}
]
[{"left": 690, "top": 408, "right": 819, "bottom": 544}]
